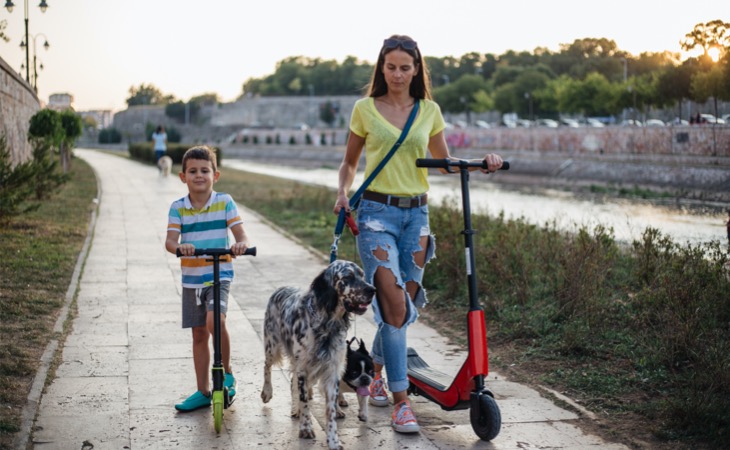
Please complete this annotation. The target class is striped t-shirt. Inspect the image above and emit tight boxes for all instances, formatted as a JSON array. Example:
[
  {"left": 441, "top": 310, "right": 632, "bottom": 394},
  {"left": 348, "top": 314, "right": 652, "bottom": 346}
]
[{"left": 167, "top": 191, "right": 243, "bottom": 288}]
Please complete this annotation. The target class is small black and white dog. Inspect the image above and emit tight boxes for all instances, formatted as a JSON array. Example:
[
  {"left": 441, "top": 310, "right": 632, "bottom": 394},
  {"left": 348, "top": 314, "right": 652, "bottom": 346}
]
[
  {"left": 261, "top": 260, "right": 375, "bottom": 450},
  {"left": 337, "top": 337, "right": 375, "bottom": 422}
]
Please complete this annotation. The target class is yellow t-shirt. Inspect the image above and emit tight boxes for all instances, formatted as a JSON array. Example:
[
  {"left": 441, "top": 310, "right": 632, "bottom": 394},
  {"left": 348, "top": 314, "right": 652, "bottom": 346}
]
[{"left": 350, "top": 97, "right": 446, "bottom": 196}]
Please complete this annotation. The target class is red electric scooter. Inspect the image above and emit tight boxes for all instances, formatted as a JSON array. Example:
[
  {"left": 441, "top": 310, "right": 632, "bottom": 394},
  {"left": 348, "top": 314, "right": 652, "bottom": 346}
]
[{"left": 407, "top": 158, "right": 508, "bottom": 441}]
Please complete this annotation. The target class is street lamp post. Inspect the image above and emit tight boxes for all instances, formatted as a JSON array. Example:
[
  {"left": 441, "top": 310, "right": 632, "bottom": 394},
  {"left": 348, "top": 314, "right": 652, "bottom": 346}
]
[
  {"left": 4, "top": 0, "right": 49, "bottom": 85},
  {"left": 20, "top": 32, "right": 49, "bottom": 92}
]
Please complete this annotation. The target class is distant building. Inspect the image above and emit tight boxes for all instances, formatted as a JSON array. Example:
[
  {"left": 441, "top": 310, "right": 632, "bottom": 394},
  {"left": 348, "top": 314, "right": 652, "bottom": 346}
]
[
  {"left": 79, "top": 110, "right": 113, "bottom": 129},
  {"left": 48, "top": 92, "right": 74, "bottom": 111}
]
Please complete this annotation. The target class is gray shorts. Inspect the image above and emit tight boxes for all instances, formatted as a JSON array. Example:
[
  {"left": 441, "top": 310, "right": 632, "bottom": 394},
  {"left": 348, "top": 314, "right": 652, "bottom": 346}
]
[{"left": 182, "top": 281, "right": 231, "bottom": 328}]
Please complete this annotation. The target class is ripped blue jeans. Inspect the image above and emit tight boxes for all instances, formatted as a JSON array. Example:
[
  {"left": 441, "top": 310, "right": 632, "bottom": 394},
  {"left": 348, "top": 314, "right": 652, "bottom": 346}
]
[{"left": 356, "top": 198, "right": 436, "bottom": 393}]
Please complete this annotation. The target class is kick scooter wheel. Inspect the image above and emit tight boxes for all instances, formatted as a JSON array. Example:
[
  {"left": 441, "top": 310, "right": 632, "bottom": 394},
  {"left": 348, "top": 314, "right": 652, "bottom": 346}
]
[{"left": 212, "top": 390, "right": 224, "bottom": 433}]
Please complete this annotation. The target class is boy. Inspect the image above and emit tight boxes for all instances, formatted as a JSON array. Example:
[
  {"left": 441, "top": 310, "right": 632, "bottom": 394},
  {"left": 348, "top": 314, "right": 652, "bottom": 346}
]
[{"left": 165, "top": 145, "right": 252, "bottom": 411}]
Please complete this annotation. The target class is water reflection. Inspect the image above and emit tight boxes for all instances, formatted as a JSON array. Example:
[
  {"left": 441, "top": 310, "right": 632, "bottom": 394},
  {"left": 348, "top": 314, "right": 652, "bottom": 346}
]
[{"left": 223, "top": 160, "right": 727, "bottom": 246}]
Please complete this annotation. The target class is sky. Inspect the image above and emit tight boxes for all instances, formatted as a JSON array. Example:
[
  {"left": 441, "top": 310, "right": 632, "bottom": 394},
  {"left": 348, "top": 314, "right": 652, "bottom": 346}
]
[{"left": 0, "top": 0, "right": 727, "bottom": 112}]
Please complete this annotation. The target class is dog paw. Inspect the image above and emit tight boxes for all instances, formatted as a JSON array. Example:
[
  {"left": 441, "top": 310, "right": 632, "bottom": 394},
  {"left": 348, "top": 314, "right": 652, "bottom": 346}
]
[
  {"left": 338, "top": 398, "right": 348, "bottom": 407},
  {"left": 336, "top": 408, "right": 345, "bottom": 419},
  {"left": 358, "top": 412, "right": 368, "bottom": 422},
  {"left": 260, "top": 385, "right": 272, "bottom": 403},
  {"left": 299, "top": 426, "right": 315, "bottom": 439}
]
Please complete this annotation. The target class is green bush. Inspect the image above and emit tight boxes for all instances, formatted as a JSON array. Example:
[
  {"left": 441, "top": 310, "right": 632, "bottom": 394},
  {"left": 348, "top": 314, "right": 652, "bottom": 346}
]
[
  {"left": 0, "top": 135, "right": 38, "bottom": 223},
  {"left": 98, "top": 127, "right": 122, "bottom": 144},
  {"left": 28, "top": 141, "right": 69, "bottom": 200}
]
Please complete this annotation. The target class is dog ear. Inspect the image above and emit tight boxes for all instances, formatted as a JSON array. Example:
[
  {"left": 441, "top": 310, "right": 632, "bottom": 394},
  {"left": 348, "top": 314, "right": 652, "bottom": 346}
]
[
  {"left": 311, "top": 268, "right": 338, "bottom": 312},
  {"left": 358, "top": 338, "right": 368, "bottom": 353}
]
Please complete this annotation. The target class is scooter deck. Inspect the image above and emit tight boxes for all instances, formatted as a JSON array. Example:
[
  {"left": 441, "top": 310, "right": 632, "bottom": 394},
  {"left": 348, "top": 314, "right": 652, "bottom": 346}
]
[{"left": 407, "top": 347, "right": 453, "bottom": 391}]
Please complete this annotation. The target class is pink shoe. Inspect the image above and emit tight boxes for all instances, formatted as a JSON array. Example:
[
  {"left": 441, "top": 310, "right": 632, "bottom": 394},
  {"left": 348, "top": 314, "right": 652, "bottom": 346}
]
[
  {"left": 369, "top": 374, "right": 389, "bottom": 407},
  {"left": 391, "top": 399, "right": 420, "bottom": 433}
]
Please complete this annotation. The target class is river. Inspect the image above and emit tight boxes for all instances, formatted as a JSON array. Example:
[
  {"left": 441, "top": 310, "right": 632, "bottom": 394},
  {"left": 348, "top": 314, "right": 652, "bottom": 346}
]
[{"left": 223, "top": 160, "right": 728, "bottom": 247}]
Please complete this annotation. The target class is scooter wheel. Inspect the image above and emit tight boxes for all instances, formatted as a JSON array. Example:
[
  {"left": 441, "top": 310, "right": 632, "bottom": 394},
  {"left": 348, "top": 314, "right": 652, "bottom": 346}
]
[
  {"left": 212, "top": 390, "right": 224, "bottom": 433},
  {"left": 470, "top": 392, "right": 501, "bottom": 441}
]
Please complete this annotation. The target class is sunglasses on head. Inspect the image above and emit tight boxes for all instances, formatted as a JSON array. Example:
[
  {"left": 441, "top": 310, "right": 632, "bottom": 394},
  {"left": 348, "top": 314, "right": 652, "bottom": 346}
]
[{"left": 382, "top": 38, "right": 418, "bottom": 51}]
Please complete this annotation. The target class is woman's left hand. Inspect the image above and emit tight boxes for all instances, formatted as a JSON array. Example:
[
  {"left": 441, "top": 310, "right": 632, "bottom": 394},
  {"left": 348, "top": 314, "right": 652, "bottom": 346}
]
[{"left": 481, "top": 153, "right": 504, "bottom": 173}]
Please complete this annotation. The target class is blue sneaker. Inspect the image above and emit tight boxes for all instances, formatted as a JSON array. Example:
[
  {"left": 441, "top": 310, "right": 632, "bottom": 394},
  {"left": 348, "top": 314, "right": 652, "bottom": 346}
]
[
  {"left": 224, "top": 373, "right": 236, "bottom": 398},
  {"left": 175, "top": 391, "right": 211, "bottom": 412}
]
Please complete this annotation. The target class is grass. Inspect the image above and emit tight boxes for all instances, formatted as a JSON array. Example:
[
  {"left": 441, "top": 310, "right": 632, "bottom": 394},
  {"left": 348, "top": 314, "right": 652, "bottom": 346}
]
[
  {"left": 215, "top": 166, "right": 730, "bottom": 449},
  {"left": 0, "top": 156, "right": 97, "bottom": 447}
]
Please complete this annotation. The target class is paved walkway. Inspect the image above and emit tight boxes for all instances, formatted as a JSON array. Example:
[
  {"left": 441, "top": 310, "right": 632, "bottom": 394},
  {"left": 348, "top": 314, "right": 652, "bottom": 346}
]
[{"left": 29, "top": 149, "right": 629, "bottom": 449}]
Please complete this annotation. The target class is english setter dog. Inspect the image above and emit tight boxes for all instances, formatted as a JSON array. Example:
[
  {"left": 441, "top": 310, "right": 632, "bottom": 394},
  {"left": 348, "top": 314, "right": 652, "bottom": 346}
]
[{"left": 261, "top": 260, "right": 375, "bottom": 450}]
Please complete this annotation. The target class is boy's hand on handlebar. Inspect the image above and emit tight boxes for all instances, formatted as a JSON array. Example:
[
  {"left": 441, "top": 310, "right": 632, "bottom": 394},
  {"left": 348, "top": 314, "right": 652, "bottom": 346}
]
[
  {"left": 177, "top": 243, "right": 195, "bottom": 257},
  {"left": 480, "top": 153, "right": 504, "bottom": 174},
  {"left": 230, "top": 242, "right": 249, "bottom": 257}
]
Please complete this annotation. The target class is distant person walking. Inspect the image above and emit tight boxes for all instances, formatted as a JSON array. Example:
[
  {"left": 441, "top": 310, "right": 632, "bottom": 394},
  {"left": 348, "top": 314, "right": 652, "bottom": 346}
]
[{"left": 152, "top": 125, "right": 168, "bottom": 169}]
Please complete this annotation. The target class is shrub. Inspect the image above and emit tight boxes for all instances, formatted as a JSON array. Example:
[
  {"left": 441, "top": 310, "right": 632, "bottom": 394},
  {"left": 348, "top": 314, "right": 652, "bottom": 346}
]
[
  {"left": 98, "top": 127, "right": 122, "bottom": 144},
  {"left": 28, "top": 140, "right": 69, "bottom": 201},
  {"left": 0, "top": 135, "right": 38, "bottom": 223}
]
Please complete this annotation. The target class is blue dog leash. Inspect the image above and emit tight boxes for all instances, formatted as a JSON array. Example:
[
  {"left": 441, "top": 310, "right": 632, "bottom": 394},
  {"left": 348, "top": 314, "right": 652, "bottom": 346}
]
[{"left": 330, "top": 100, "right": 420, "bottom": 263}]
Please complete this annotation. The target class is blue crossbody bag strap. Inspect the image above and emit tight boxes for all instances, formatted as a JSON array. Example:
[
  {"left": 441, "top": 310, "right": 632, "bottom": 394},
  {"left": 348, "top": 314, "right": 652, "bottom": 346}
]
[{"left": 330, "top": 100, "right": 420, "bottom": 262}]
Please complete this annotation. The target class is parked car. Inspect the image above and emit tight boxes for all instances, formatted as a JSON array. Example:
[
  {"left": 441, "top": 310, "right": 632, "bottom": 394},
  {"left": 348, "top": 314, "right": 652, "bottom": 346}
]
[
  {"left": 722, "top": 114, "right": 730, "bottom": 122},
  {"left": 535, "top": 118, "right": 559, "bottom": 128},
  {"left": 560, "top": 118, "right": 581, "bottom": 128},
  {"left": 475, "top": 120, "right": 492, "bottom": 129},
  {"left": 621, "top": 119, "right": 643, "bottom": 127},
  {"left": 699, "top": 114, "right": 726, "bottom": 124},
  {"left": 586, "top": 118, "right": 605, "bottom": 128},
  {"left": 645, "top": 119, "right": 666, "bottom": 127}
]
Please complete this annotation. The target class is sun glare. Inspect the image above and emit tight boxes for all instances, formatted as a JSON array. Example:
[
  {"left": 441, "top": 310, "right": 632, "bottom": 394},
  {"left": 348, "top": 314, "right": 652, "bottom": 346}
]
[{"left": 707, "top": 46, "right": 721, "bottom": 62}]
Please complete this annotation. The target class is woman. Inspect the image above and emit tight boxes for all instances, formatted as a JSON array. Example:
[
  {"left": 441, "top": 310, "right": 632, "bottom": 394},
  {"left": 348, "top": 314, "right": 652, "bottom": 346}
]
[
  {"left": 152, "top": 125, "right": 167, "bottom": 168},
  {"left": 333, "top": 35, "right": 503, "bottom": 434}
]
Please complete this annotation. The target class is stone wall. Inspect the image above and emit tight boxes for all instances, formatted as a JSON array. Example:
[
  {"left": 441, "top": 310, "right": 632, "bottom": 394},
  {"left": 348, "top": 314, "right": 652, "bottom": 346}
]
[{"left": 0, "top": 56, "right": 40, "bottom": 165}]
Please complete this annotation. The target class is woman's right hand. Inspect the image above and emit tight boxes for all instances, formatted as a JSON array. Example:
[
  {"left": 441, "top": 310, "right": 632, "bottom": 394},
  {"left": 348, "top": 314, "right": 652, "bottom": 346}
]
[{"left": 333, "top": 194, "right": 350, "bottom": 215}]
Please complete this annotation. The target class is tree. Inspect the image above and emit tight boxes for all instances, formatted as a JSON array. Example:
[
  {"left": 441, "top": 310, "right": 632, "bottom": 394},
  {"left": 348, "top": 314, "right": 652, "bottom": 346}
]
[
  {"left": 691, "top": 64, "right": 730, "bottom": 119},
  {"left": 27, "top": 110, "right": 68, "bottom": 200},
  {"left": 28, "top": 109, "right": 63, "bottom": 148},
  {"left": 59, "top": 110, "right": 82, "bottom": 173},
  {"left": 681, "top": 20, "right": 730, "bottom": 57},
  {"left": 126, "top": 83, "right": 172, "bottom": 106},
  {"left": 0, "top": 135, "right": 39, "bottom": 223},
  {"left": 560, "top": 72, "right": 622, "bottom": 117},
  {"left": 433, "top": 74, "right": 490, "bottom": 117},
  {"left": 656, "top": 60, "right": 697, "bottom": 119}
]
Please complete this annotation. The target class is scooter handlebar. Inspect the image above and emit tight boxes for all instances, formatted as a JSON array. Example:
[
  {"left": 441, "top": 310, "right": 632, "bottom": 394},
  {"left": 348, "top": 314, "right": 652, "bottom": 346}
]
[
  {"left": 416, "top": 158, "right": 510, "bottom": 171},
  {"left": 176, "top": 247, "right": 257, "bottom": 257}
]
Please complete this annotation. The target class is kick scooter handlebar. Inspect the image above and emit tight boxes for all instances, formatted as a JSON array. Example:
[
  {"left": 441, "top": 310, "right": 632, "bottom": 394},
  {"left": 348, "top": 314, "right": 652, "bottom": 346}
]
[
  {"left": 175, "top": 247, "right": 257, "bottom": 257},
  {"left": 416, "top": 158, "right": 510, "bottom": 171}
]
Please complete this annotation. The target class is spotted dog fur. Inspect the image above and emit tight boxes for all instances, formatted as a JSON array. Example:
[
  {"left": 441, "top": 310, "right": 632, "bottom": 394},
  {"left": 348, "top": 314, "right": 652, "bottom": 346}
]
[{"left": 261, "top": 260, "right": 375, "bottom": 450}]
